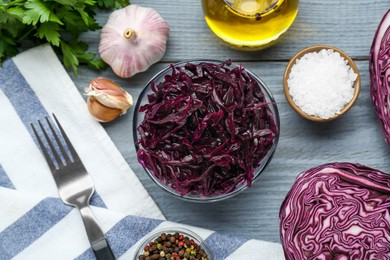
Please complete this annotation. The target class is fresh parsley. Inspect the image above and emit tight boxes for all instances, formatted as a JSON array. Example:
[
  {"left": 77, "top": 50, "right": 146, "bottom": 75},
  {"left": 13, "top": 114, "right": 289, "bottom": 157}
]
[{"left": 0, "top": 0, "right": 130, "bottom": 75}]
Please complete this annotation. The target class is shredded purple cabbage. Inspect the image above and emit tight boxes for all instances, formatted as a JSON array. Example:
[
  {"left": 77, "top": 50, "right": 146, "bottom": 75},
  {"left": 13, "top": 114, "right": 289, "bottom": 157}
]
[
  {"left": 280, "top": 162, "right": 390, "bottom": 260},
  {"left": 136, "top": 61, "right": 278, "bottom": 197}
]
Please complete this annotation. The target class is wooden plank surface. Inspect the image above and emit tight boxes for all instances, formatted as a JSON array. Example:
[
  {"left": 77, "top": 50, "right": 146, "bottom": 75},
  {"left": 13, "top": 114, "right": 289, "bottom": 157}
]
[
  {"left": 71, "top": 0, "right": 390, "bottom": 244},
  {"left": 81, "top": 0, "right": 390, "bottom": 61}
]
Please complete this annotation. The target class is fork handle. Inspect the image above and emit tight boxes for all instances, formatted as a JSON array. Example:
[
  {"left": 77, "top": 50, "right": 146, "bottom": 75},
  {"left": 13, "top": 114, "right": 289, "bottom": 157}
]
[{"left": 79, "top": 206, "right": 116, "bottom": 260}]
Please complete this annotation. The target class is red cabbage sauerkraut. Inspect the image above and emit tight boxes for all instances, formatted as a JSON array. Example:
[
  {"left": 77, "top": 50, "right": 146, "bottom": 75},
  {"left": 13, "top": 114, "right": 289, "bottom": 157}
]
[
  {"left": 136, "top": 61, "right": 279, "bottom": 197},
  {"left": 280, "top": 162, "right": 390, "bottom": 260}
]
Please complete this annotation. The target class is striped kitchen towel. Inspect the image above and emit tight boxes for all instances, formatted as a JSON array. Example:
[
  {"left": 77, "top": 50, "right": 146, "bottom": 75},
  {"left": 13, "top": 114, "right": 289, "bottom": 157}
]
[{"left": 0, "top": 45, "right": 284, "bottom": 259}]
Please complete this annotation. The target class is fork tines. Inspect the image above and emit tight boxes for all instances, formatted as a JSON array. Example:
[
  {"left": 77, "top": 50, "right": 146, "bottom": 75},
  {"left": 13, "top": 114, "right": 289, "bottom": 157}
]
[{"left": 31, "top": 114, "right": 78, "bottom": 170}]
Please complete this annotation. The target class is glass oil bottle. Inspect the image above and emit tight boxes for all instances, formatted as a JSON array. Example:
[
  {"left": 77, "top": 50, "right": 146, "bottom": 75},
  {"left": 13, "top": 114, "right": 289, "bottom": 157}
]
[{"left": 201, "top": 0, "right": 299, "bottom": 50}]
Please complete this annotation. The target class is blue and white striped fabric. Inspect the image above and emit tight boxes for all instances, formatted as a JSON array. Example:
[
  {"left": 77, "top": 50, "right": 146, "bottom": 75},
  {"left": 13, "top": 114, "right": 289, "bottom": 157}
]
[{"left": 0, "top": 45, "right": 284, "bottom": 259}]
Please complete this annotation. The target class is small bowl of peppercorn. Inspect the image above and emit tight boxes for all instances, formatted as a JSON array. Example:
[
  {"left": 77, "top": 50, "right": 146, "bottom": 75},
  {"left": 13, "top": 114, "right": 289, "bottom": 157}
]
[{"left": 134, "top": 227, "right": 213, "bottom": 260}]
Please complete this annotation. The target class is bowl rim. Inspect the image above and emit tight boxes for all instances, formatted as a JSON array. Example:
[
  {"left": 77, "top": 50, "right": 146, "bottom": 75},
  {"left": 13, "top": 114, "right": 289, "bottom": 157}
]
[
  {"left": 133, "top": 226, "right": 214, "bottom": 260},
  {"left": 133, "top": 59, "right": 280, "bottom": 203},
  {"left": 283, "top": 45, "right": 361, "bottom": 122}
]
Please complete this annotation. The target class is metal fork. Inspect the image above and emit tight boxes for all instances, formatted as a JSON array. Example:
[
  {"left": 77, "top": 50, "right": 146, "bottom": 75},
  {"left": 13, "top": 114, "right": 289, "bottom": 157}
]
[{"left": 31, "top": 114, "right": 115, "bottom": 260}]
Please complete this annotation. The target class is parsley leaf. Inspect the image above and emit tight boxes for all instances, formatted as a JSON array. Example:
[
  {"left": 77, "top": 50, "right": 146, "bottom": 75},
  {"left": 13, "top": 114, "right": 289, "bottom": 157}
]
[
  {"left": 23, "top": 0, "right": 63, "bottom": 26},
  {"left": 0, "top": 31, "right": 19, "bottom": 60},
  {"left": 0, "top": 0, "right": 130, "bottom": 75},
  {"left": 5, "top": 7, "right": 25, "bottom": 22},
  {"left": 60, "top": 40, "right": 79, "bottom": 76},
  {"left": 60, "top": 39, "right": 108, "bottom": 76},
  {"left": 36, "top": 22, "right": 61, "bottom": 46}
]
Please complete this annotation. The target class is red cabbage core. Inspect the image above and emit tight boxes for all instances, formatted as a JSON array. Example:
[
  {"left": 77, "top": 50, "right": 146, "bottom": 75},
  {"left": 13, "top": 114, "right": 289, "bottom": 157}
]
[
  {"left": 280, "top": 162, "right": 390, "bottom": 260},
  {"left": 137, "top": 61, "right": 278, "bottom": 197}
]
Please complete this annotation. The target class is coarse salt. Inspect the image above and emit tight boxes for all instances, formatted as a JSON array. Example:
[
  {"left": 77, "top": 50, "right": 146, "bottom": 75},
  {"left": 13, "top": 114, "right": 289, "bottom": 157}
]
[{"left": 287, "top": 49, "right": 358, "bottom": 119}]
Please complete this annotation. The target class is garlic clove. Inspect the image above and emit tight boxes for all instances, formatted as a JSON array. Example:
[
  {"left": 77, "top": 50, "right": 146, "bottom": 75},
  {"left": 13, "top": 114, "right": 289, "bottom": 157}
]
[
  {"left": 87, "top": 96, "right": 123, "bottom": 122},
  {"left": 84, "top": 77, "right": 133, "bottom": 122},
  {"left": 99, "top": 5, "right": 169, "bottom": 78},
  {"left": 85, "top": 77, "right": 133, "bottom": 114}
]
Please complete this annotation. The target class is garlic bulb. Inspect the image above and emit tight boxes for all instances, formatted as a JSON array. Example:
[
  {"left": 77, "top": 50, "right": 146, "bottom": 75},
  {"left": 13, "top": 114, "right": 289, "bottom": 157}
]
[
  {"left": 99, "top": 5, "right": 170, "bottom": 78},
  {"left": 85, "top": 77, "right": 133, "bottom": 122}
]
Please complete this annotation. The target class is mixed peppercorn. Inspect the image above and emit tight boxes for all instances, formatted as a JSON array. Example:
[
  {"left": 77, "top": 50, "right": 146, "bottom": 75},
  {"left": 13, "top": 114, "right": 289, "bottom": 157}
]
[{"left": 138, "top": 232, "right": 209, "bottom": 260}]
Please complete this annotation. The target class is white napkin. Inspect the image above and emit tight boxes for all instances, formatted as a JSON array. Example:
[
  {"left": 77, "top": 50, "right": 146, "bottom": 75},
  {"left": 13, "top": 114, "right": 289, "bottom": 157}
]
[{"left": 0, "top": 45, "right": 284, "bottom": 259}]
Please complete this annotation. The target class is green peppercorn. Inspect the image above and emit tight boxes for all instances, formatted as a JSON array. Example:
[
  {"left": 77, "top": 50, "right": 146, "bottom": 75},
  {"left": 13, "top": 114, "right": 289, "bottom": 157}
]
[{"left": 157, "top": 243, "right": 162, "bottom": 250}]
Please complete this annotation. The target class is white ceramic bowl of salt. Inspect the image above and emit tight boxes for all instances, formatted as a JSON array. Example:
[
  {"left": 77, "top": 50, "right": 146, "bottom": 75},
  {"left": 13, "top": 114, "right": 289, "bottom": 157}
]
[{"left": 283, "top": 45, "right": 361, "bottom": 122}]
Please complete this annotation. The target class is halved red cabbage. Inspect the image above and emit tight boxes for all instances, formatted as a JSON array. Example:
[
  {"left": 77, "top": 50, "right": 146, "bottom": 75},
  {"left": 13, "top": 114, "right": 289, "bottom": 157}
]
[
  {"left": 137, "top": 61, "right": 278, "bottom": 197},
  {"left": 370, "top": 9, "right": 390, "bottom": 148},
  {"left": 280, "top": 162, "right": 390, "bottom": 260}
]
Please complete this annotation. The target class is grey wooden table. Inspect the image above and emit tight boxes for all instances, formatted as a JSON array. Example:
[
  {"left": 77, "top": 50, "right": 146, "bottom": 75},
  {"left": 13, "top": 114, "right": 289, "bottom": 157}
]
[{"left": 71, "top": 0, "right": 390, "bottom": 243}]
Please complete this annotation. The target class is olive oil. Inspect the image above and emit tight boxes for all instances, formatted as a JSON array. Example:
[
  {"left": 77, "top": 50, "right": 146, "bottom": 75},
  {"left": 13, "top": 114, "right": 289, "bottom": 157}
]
[{"left": 202, "top": 0, "right": 299, "bottom": 50}]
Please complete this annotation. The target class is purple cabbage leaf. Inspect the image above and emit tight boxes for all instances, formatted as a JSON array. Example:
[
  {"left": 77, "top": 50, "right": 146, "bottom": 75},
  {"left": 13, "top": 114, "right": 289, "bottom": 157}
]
[{"left": 370, "top": 9, "right": 390, "bottom": 148}]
